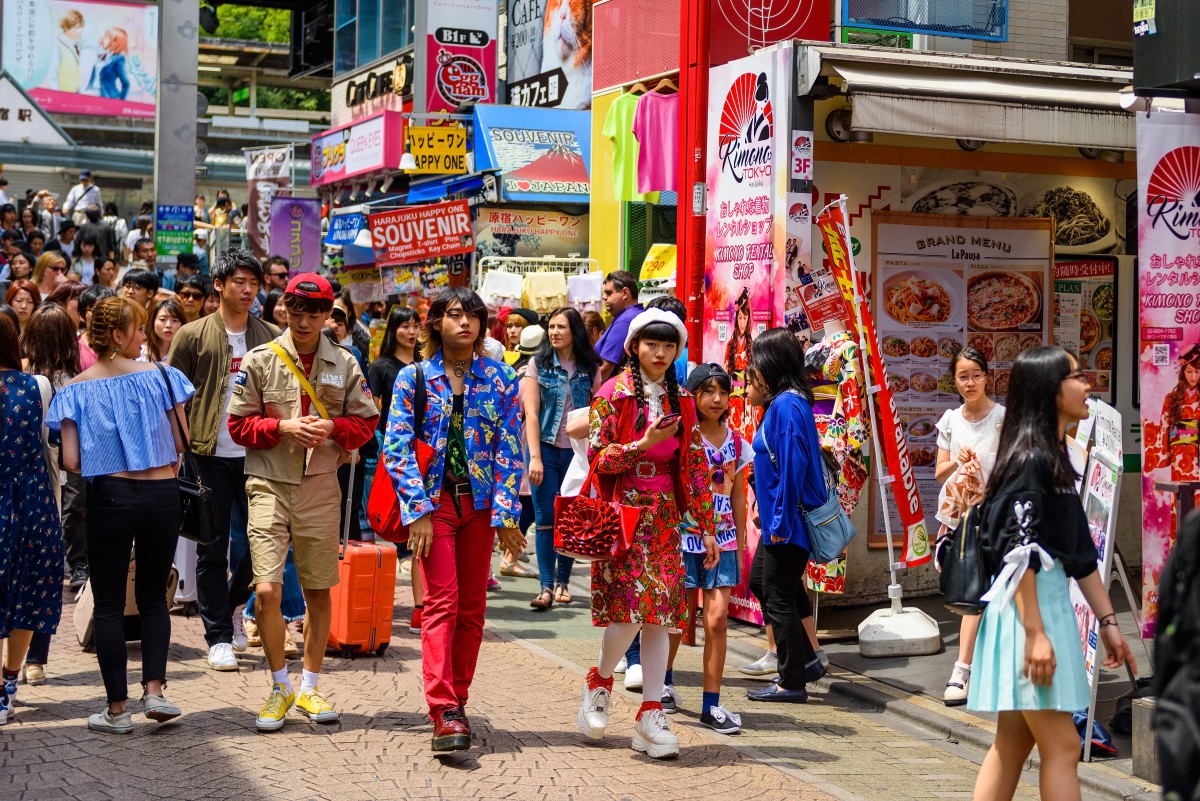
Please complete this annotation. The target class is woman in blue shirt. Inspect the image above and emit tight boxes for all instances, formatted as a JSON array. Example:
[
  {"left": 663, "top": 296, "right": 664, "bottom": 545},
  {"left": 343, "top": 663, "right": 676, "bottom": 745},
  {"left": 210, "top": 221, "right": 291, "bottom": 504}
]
[
  {"left": 744, "top": 328, "right": 827, "bottom": 703},
  {"left": 46, "top": 297, "right": 195, "bottom": 734}
]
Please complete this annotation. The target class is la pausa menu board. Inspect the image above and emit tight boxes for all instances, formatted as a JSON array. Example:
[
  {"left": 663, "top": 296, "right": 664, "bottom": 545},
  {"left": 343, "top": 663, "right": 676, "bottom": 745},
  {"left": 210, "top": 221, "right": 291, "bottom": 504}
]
[
  {"left": 870, "top": 212, "right": 1052, "bottom": 543},
  {"left": 1052, "top": 259, "right": 1116, "bottom": 401}
]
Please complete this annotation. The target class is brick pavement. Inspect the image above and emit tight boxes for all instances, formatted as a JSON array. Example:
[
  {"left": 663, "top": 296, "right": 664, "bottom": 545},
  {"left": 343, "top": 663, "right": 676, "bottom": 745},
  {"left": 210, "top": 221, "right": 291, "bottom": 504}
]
[{"left": 1, "top": 566, "right": 836, "bottom": 801}]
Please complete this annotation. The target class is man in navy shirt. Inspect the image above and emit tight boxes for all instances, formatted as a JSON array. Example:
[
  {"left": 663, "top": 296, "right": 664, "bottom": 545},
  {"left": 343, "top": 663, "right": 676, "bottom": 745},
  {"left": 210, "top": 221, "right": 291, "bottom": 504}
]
[{"left": 594, "top": 270, "right": 644, "bottom": 383}]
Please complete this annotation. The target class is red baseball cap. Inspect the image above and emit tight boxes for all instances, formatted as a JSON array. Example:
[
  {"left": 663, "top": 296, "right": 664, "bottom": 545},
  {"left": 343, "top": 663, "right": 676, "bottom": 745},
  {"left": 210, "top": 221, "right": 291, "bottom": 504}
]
[{"left": 284, "top": 272, "right": 334, "bottom": 301}]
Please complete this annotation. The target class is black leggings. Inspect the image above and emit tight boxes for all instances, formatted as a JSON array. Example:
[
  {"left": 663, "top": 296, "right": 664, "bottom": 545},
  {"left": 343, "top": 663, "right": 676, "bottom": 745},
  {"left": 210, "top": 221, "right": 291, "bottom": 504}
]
[
  {"left": 749, "top": 540, "right": 816, "bottom": 690},
  {"left": 87, "top": 476, "right": 180, "bottom": 704}
]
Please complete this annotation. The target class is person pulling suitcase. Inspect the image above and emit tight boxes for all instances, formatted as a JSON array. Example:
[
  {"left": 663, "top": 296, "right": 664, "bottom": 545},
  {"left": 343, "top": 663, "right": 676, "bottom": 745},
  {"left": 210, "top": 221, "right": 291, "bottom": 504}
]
[{"left": 227, "top": 273, "right": 378, "bottom": 732}]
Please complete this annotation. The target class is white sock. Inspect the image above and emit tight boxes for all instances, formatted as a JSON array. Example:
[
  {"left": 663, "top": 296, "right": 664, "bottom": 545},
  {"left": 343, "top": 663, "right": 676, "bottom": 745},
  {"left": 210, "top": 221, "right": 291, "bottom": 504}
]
[
  {"left": 597, "top": 622, "right": 641, "bottom": 678},
  {"left": 271, "top": 666, "right": 291, "bottom": 692},
  {"left": 816, "top": 648, "right": 829, "bottom": 666},
  {"left": 638, "top": 625, "right": 670, "bottom": 705},
  {"left": 955, "top": 660, "right": 971, "bottom": 673},
  {"left": 300, "top": 669, "right": 320, "bottom": 693}
]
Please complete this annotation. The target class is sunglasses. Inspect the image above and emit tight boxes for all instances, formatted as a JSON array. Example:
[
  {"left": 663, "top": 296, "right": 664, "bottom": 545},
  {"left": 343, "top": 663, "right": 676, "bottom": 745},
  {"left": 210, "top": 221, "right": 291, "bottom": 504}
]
[
  {"left": 269, "top": 271, "right": 288, "bottom": 279},
  {"left": 180, "top": 291, "right": 204, "bottom": 300},
  {"left": 48, "top": 264, "right": 67, "bottom": 273}
]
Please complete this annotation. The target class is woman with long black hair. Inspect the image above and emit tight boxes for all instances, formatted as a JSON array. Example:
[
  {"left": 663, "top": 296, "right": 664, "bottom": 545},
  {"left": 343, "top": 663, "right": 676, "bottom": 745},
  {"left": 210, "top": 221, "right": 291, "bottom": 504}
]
[
  {"left": 970, "top": 346, "right": 1134, "bottom": 801},
  {"left": 522, "top": 307, "right": 601, "bottom": 609},
  {"left": 743, "top": 328, "right": 828, "bottom": 704}
]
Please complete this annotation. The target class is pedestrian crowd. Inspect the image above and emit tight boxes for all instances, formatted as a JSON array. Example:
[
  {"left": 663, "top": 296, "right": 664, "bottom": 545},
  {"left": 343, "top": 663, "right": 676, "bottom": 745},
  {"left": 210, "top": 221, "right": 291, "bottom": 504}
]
[{"left": 0, "top": 239, "right": 1136, "bottom": 800}]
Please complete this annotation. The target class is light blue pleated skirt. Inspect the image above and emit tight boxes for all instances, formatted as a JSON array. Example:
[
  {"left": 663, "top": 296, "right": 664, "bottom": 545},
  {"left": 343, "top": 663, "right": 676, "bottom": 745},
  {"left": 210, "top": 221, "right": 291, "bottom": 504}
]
[{"left": 967, "top": 561, "right": 1091, "bottom": 713}]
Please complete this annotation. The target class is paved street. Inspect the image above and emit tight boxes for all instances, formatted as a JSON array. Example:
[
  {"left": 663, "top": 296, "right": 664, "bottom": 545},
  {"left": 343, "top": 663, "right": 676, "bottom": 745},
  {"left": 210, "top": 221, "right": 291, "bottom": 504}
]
[{"left": 0, "top": 555, "right": 1151, "bottom": 801}]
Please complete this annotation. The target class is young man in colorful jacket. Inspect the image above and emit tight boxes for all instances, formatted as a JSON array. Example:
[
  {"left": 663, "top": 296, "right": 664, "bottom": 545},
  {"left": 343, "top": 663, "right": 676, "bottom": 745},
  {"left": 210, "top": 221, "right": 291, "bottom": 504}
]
[
  {"left": 383, "top": 286, "right": 524, "bottom": 753},
  {"left": 227, "top": 273, "right": 378, "bottom": 732}
]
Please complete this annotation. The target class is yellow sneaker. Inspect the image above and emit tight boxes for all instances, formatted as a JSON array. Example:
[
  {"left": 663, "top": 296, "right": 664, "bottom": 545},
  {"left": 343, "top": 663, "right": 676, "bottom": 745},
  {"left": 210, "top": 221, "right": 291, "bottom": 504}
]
[
  {"left": 295, "top": 687, "right": 340, "bottom": 724},
  {"left": 254, "top": 683, "right": 295, "bottom": 732}
]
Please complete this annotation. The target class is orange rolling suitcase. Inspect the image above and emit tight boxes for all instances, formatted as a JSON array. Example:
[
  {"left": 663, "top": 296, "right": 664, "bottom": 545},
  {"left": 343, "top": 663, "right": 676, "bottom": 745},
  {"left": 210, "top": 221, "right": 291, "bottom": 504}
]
[{"left": 328, "top": 454, "right": 397, "bottom": 657}]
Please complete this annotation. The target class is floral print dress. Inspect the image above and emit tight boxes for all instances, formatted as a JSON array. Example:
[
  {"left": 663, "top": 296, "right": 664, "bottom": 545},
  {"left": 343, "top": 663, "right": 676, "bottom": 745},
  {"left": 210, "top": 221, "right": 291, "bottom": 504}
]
[
  {"left": 0, "top": 371, "right": 62, "bottom": 638},
  {"left": 588, "top": 369, "right": 715, "bottom": 627}
]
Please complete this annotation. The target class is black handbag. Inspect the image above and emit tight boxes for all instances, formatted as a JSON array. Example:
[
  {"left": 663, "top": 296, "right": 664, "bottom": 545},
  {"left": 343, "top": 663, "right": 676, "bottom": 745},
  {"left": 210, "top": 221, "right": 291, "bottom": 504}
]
[
  {"left": 939, "top": 503, "right": 988, "bottom": 615},
  {"left": 155, "top": 364, "right": 217, "bottom": 547}
]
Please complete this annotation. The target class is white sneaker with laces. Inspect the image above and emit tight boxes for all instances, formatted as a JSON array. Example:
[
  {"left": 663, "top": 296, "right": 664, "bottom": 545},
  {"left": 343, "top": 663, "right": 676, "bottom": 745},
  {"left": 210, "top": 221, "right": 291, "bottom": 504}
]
[
  {"left": 208, "top": 642, "right": 239, "bottom": 671},
  {"left": 737, "top": 651, "right": 779, "bottom": 677},
  {"left": 614, "top": 656, "right": 627, "bottom": 674},
  {"left": 623, "top": 663, "right": 643, "bottom": 691},
  {"left": 944, "top": 661, "right": 970, "bottom": 706},
  {"left": 232, "top": 606, "right": 249, "bottom": 653},
  {"left": 577, "top": 683, "right": 610, "bottom": 740},
  {"left": 632, "top": 708, "right": 679, "bottom": 759}
]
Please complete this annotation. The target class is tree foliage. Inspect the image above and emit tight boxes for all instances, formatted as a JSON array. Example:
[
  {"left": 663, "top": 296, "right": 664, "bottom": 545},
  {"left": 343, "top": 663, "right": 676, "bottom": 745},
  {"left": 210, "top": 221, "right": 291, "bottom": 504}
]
[{"left": 203, "top": 5, "right": 292, "bottom": 42}]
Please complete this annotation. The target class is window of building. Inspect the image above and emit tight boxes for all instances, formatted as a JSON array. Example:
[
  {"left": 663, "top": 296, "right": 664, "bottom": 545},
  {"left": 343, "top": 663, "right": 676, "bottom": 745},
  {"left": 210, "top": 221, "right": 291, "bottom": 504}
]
[{"left": 335, "top": 0, "right": 416, "bottom": 77}]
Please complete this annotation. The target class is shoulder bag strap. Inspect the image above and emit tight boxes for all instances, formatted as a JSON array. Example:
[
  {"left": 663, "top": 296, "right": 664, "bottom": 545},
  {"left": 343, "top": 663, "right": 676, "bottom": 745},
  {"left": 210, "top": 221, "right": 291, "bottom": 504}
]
[
  {"left": 154, "top": 363, "right": 191, "bottom": 457},
  {"left": 267, "top": 340, "right": 329, "bottom": 419},
  {"left": 412, "top": 361, "right": 426, "bottom": 436}
]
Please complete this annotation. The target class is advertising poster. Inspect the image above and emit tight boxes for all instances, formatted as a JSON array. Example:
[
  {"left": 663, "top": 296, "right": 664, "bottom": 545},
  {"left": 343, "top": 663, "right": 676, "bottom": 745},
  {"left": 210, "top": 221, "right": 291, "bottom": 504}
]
[
  {"left": 1052, "top": 259, "right": 1116, "bottom": 401},
  {"left": 245, "top": 146, "right": 292, "bottom": 262},
  {"left": 269, "top": 197, "right": 322, "bottom": 275},
  {"left": 1137, "top": 113, "right": 1200, "bottom": 636},
  {"left": 154, "top": 204, "right": 192, "bottom": 261},
  {"left": 369, "top": 199, "right": 474, "bottom": 266},
  {"left": 506, "top": 0, "right": 593, "bottom": 109},
  {"left": 473, "top": 105, "right": 592, "bottom": 204},
  {"left": 703, "top": 44, "right": 792, "bottom": 625},
  {"left": 474, "top": 206, "right": 589, "bottom": 257},
  {"left": 871, "top": 211, "right": 1052, "bottom": 556},
  {"left": 310, "top": 112, "right": 404, "bottom": 187},
  {"left": 424, "top": 0, "right": 498, "bottom": 115},
  {"left": 3, "top": 0, "right": 158, "bottom": 118}
]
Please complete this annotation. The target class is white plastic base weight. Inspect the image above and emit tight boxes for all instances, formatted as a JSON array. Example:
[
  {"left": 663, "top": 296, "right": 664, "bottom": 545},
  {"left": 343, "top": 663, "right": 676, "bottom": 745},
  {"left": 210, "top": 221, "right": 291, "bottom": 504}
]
[{"left": 857, "top": 605, "right": 942, "bottom": 658}]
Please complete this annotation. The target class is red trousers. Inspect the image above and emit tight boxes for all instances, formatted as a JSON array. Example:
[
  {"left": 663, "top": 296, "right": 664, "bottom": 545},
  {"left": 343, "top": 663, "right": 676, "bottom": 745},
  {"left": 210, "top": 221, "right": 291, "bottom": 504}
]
[{"left": 418, "top": 489, "right": 493, "bottom": 718}]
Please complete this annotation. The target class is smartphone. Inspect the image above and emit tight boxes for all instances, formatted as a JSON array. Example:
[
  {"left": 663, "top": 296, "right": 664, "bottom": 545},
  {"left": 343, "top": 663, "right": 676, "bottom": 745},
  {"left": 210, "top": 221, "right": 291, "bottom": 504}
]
[{"left": 655, "top": 414, "right": 681, "bottom": 429}]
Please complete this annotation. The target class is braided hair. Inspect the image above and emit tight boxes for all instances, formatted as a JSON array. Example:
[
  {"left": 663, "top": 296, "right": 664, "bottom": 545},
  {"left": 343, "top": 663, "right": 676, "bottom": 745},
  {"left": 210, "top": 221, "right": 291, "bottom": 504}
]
[
  {"left": 87, "top": 296, "right": 147, "bottom": 360},
  {"left": 628, "top": 320, "right": 683, "bottom": 430}
]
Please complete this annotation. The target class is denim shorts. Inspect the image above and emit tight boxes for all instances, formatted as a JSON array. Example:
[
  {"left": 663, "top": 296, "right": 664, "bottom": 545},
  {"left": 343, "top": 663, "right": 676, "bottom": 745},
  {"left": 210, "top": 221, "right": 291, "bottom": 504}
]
[{"left": 683, "top": 549, "right": 741, "bottom": 590}]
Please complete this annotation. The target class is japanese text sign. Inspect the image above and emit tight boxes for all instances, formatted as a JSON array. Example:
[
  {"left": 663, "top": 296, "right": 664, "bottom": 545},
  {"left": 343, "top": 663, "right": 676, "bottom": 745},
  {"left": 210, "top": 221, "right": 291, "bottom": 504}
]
[
  {"left": 369, "top": 200, "right": 474, "bottom": 266},
  {"left": 406, "top": 125, "right": 468, "bottom": 174}
]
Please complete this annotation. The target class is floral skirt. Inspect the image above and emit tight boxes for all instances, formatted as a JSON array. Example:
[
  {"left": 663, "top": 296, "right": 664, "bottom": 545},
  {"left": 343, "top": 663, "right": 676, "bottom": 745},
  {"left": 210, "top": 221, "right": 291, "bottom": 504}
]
[{"left": 590, "top": 489, "right": 686, "bottom": 628}]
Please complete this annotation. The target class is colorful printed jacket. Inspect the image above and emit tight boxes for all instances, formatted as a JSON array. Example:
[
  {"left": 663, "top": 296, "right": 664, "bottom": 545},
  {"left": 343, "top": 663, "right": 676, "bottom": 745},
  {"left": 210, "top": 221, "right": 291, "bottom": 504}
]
[
  {"left": 383, "top": 350, "right": 523, "bottom": 528},
  {"left": 588, "top": 367, "right": 716, "bottom": 532}
]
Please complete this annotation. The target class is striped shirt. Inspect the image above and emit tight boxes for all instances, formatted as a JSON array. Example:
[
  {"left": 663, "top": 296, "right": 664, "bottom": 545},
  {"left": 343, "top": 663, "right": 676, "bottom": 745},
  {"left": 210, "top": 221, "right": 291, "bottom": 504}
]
[{"left": 45, "top": 367, "right": 196, "bottom": 478}]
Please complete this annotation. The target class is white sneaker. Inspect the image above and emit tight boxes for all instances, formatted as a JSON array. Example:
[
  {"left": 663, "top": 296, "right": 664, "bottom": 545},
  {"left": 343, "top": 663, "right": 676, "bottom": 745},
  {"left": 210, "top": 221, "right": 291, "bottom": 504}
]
[
  {"left": 632, "top": 708, "right": 679, "bottom": 759},
  {"left": 577, "top": 682, "right": 610, "bottom": 740},
  {"left": 660, "top": 684, "right": 679, "bottom": 714},
  {"left": 737, "top": 651, "right": 779, "bottom": 677},
  {"left": 232, "top": 606, "right": 249, "bottom": 653},
  {"left": 87, "top": 708, "right": 134, "bottom": 734},
  {"left": 208, "top": 642, "right": 239, "bottom": 671},
  {"left": 614, "top": 656, "right": 627, "bottom": 674},
  {"left": 944, "top": 662, "right": 970, "bottom": 706},
  {"left": 623, "top": 663, "right": 643, "bottom": 691}
]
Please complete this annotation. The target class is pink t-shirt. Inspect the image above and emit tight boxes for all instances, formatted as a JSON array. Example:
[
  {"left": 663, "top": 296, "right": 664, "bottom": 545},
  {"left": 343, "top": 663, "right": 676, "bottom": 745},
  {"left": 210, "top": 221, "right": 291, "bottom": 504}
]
[
  {"left": 78, "top": 332, "right": 98, "bottom": 371},
  {"left": 633, "top": 92, "right": 680, "bottom": 193}
]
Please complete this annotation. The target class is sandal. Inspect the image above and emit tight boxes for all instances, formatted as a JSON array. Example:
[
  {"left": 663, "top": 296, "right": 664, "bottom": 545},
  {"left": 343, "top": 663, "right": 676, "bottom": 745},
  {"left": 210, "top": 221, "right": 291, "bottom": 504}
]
[
  {"left": 553, "top": 584, "right": 573, "bottom": 604},
  {"left": 499, "top": 559, "right": 535, "bottom": 578},
  {"left": 530, "top": 588, "right": 554, "bottom": 610}
]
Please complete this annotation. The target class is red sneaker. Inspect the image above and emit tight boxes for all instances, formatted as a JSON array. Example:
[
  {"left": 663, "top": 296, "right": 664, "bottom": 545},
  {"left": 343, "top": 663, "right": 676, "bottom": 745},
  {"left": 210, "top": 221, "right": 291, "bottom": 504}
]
[
  {"left": 432, "top": 708, "right": 471, "bottom": 752},
  {"left": 408, "top": 606, "right": 422, "bottom": 634}
]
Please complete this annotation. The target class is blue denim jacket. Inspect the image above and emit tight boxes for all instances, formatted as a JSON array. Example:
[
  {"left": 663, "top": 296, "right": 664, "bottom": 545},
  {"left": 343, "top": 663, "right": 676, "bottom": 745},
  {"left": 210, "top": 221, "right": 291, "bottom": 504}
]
[
  {"left": 534, "top": 353, "right": 594, "bottom": 446},
  {"left": 383, "top": 351, "right": 523, "bottom": 528}
]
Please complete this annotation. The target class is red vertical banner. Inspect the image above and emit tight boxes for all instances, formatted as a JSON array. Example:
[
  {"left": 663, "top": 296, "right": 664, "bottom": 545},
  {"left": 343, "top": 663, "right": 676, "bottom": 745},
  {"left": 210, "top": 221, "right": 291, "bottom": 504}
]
[{"left": 817, "top": 201, "right": 932, "bottom": 569}]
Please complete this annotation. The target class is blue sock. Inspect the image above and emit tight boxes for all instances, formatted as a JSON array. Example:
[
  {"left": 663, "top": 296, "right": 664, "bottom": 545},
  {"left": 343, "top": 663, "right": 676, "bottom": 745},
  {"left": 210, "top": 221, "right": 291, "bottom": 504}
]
[
  {"left": 702, "top": 691, "right": 720, "bottom": 715},
  {"left": 664, "top": 668, "right": 673, "bottom": 685}
]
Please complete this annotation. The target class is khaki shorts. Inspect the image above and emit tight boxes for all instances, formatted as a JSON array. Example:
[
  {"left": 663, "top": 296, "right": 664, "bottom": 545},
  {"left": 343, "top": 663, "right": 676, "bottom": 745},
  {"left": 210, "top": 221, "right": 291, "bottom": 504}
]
[{"left": 246, "top": 472, "right": 342, "bottom": 590}]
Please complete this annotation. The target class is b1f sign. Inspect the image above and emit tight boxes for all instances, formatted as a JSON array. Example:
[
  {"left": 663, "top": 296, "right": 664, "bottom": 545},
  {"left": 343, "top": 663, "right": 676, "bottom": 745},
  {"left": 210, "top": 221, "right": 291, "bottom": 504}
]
[{"left": 369, "top": 200, "right": 474, "bottom": 266}]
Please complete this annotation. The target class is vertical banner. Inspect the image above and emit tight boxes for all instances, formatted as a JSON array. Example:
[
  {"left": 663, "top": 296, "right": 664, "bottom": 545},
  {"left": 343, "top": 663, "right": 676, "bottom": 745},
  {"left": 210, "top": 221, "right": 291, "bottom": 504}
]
[
  {"left": 703, "top": 43, "right": 791, "bottom": 625},
  {"left": 819, "top": 202, "right": 932, "bottom": 568},
  {"left": 423, "top": 0, "right": 498, "bottom": 115},
  {"left": 268, "top": 197, "right": 322, "bottom": 275},
  {"left": 1137, "top": 112, "right": 1200, "bottom": 636},
  {"left": 245, "top": 145, "right": 292, "bottom": 261}
]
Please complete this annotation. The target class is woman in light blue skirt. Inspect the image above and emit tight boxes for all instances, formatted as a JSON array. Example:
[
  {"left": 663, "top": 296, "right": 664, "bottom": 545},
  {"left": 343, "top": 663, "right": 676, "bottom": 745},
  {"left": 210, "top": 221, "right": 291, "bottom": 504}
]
[{"left": 968, "top": 347, "right": 1136, "bottom": 801}]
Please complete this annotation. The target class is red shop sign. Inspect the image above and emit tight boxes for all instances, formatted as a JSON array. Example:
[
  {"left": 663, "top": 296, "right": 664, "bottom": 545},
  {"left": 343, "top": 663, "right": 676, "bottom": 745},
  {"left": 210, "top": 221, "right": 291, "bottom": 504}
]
[{"left": 368, "top": 200, "right": 474, "bottom": 266}]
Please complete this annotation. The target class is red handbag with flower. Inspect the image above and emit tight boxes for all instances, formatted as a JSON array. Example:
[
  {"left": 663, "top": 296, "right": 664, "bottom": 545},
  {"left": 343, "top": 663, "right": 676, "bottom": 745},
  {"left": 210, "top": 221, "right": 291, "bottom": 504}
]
[{"left": 554, "top": 462, "right": 640, "bottom": 562}]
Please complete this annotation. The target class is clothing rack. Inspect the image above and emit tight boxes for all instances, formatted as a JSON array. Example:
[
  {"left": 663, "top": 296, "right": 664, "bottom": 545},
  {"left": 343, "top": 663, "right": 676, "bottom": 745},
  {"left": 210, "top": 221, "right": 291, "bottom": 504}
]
[{"left": 474, "top": 255, "right": 599, "bottom": 291}]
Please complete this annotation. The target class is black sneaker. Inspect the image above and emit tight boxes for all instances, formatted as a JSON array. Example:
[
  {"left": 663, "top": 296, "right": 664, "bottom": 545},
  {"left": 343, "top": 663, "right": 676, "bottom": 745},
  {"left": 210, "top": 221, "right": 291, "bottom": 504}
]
[
  {"left": 660, "top": 685, "right": 679, "bottom": 714},
  {"left": 699, "top": 705, "right": 743, "bottom": 734},
  {"left": 69, "top": 565, "right": 88, "bottom": 591}
]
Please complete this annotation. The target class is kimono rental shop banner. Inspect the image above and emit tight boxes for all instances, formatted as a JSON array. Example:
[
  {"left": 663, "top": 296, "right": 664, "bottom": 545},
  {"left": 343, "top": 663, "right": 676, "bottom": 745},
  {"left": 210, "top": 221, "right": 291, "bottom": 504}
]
[
  {"left": 703, "top": 43, "right": 791, "bottom": 625},
  {"left": 1137, "top": 112, "right": 1200, "bottom": 637},
  {"left": 2, "top": 0, "right": 158, "bottom": 118}
]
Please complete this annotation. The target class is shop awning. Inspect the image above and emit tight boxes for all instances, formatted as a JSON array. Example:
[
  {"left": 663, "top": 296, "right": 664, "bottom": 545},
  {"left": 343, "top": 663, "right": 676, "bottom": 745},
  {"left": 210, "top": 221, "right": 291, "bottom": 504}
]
[
  {"left": 405, "top": 172, "right": 486, "bottom": 203},
  {"left": 807, "top": 46, "right": 1136, "bottom": 150},
  {"left": 472, "top": 104, "right": 591, "bottom": 204}
]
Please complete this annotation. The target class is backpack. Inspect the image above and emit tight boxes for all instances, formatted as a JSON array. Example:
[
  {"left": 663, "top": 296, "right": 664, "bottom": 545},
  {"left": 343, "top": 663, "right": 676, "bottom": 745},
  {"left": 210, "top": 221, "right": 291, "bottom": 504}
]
[{"left": 1153, "top": 509, "right": 1200, "bottom": 801}]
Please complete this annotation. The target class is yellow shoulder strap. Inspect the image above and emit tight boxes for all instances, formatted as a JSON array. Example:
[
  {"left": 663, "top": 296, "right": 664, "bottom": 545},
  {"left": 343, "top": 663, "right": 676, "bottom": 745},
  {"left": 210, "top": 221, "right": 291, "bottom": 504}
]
[{"left": 267, "top": 341, "right": 329, "bottom": 419}]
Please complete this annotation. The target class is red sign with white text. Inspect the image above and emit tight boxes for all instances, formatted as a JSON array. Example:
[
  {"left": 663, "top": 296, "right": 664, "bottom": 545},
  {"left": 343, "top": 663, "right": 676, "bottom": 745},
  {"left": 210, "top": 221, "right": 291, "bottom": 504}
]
[{"left": 369, "top": 200, "right": 474, "bottom": 266}]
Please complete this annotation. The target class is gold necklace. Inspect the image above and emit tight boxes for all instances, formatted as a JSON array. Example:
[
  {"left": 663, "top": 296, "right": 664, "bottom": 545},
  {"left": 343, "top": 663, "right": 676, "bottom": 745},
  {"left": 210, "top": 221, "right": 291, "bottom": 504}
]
[{"left": 452, "top": 359, "right": 467, "bottom": 377}]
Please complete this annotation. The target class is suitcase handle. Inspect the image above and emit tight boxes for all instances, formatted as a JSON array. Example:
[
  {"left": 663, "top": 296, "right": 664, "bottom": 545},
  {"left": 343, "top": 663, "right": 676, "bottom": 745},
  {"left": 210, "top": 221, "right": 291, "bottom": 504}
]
[{"left": 339, "top": 449, "right": 358, "bottom": 561}]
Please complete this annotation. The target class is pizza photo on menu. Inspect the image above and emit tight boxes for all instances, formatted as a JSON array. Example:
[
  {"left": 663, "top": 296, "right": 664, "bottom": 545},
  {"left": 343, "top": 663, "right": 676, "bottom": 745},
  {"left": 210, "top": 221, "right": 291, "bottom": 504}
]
[
  {"left": 906, "top": 180, "right": 1018, "bottom": 216},
  {"left": 967, "top": 272, "right": 1042, "bottom": 331}
]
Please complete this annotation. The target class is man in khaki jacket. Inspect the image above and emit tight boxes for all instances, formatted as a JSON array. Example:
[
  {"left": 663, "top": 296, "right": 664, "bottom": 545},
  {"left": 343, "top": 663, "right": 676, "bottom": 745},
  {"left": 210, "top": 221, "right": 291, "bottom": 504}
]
[{"left": 228, "top": 273, "right": 377, "bottom": 732}]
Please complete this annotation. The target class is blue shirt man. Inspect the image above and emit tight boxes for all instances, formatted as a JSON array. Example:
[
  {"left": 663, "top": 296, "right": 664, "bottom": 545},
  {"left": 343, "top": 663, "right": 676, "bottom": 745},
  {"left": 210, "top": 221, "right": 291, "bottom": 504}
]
[{"left": 593, "top": 269, "right": 644, "bottom": 383}]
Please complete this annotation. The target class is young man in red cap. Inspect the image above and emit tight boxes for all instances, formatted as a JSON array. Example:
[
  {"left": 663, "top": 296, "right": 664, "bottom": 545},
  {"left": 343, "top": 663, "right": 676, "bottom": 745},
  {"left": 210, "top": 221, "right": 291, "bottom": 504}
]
[{"left": 228, "top": 272, "right": 379, "bottom": 732}]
